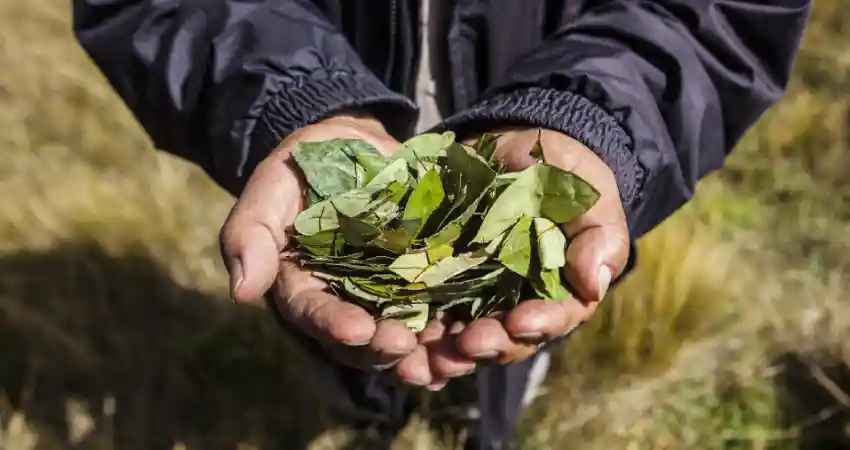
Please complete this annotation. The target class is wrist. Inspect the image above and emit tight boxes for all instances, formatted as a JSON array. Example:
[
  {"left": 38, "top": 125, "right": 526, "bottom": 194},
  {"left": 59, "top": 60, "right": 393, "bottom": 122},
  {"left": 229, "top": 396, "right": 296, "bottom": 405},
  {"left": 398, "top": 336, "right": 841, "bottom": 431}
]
[{"left": 320, "top": 109, "right": 389, "bottom": 135}]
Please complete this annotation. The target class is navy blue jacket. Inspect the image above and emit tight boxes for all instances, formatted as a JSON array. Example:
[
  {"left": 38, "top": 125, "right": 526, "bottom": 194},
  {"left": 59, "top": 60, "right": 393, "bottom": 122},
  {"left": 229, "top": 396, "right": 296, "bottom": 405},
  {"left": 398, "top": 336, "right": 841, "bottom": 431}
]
[{"left": 72, "top": 0, "right": 811, "bottom": 239}]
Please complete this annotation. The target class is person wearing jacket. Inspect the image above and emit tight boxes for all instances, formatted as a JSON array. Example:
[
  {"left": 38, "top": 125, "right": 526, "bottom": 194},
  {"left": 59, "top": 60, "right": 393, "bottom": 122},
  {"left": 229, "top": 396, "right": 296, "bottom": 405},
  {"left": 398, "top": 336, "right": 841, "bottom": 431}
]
[{"left": 72, "top": 0, "right": 812, "bottom": 448}]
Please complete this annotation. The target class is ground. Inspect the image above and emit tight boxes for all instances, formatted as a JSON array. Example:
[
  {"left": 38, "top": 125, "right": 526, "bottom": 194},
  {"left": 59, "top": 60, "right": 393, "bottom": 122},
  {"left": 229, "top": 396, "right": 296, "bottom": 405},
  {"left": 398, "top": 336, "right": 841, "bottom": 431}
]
[{"left": 2, "top": 2, "right": 850, "bottom": 449}]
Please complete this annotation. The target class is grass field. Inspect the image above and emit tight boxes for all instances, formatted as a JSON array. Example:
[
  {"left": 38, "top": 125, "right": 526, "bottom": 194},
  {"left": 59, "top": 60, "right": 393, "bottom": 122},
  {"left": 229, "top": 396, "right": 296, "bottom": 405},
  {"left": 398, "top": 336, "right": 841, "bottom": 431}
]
[{"left": 2, "top": 2, "right": 850, "bottom": 449}]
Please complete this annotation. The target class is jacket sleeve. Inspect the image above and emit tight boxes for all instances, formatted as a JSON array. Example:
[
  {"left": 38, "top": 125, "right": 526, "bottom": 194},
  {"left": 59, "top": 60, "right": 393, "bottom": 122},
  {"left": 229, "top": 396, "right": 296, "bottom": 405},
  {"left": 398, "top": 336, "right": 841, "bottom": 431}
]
[
  {"left": 72, "top": 0, "right": 417, "bottom": 195},
  {"left": 441, "top": 0, "right": 811, "bottom": 238}
]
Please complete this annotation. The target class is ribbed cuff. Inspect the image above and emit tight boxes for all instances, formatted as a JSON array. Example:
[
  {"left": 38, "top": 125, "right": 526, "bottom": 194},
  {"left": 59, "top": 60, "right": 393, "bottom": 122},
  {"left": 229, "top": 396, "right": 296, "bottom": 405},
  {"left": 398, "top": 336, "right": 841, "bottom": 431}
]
[
  {"left": 251, "top": 73, "right": 417, "bottom": 152},
  {"left": 215, "top": 73, "right": 418, "bottom": 195},
  {"left": 438, "top": 87, "right": 645, "bottom": 214}
]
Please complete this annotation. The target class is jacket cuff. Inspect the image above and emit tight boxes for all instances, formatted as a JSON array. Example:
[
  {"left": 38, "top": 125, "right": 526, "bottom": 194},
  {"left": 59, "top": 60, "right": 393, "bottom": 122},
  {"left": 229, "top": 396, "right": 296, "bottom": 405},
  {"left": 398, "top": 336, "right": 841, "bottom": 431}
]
[
  {"left": 438, "top": 87, "right": 645, "bottom": 214},
  {"left": 227, "top": 73, "right": 417, "bottom": 194}
]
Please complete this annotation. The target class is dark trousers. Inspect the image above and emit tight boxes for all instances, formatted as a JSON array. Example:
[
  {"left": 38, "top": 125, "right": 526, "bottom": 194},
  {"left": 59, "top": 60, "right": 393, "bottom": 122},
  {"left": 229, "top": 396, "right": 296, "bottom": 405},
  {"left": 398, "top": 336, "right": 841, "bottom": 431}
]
[
  {"left": 266, "top": 293, "right": 552, "bottom": 449},
  {"left": 336, "top": 352, "right": 549, "bottom": 450}
]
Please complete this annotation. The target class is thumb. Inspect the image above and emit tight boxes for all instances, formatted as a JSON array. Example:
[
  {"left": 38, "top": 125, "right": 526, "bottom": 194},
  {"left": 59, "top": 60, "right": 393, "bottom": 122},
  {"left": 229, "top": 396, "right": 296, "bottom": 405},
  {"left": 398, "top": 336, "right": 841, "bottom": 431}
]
[
  {"left": 529, "top": 130, "right": 630, "bottom": 304},
  {"left": 563, "top": 224, "right": 630, "bottom": 304},
  {"left": 220, "top": 154, "right": 304, "bottom": 303}
]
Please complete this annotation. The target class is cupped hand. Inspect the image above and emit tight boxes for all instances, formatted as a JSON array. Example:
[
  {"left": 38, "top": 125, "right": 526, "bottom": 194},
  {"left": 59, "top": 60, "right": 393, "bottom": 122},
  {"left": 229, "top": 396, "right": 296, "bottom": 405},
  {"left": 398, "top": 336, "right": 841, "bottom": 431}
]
[
  {"left": 425, "top": 128, "right": 631, "bottom": 381},
  {"left": 219, "top": 112, "right": 476, "bottom": 388}
]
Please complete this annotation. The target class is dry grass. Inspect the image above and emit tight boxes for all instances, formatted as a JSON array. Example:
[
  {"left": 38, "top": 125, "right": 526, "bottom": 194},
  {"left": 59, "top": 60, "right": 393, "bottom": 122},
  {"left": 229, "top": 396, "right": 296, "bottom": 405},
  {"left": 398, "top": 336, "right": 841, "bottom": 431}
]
[{"left": 3, "top": 1, "right": 850, "bottom": 449}]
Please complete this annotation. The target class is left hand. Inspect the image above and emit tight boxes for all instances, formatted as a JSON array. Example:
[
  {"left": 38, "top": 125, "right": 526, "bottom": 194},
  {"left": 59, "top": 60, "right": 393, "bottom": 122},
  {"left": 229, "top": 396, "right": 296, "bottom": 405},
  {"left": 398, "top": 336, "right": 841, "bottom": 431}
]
[{"left": 422, "top": 128, "right": 631, "bottom": 387}]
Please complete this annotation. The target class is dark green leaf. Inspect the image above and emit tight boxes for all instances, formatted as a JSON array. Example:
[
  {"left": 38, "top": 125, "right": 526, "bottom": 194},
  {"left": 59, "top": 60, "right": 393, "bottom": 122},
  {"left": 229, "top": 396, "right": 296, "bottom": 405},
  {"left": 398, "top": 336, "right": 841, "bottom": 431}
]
[
  {"left": 474, "top": 133, "right": 500, "bottom": 161},
  {"left": 294, "top": 231, "right": 344, "bottom": 256},
  {"left": 446, "top": 143, "right": 495, "bottom": 200},
  {"left": 337, "top": 214, "right": 381, "bottom": 247},
  {"left": 372, "top": 228, "right": 414, "bottom": 254}
]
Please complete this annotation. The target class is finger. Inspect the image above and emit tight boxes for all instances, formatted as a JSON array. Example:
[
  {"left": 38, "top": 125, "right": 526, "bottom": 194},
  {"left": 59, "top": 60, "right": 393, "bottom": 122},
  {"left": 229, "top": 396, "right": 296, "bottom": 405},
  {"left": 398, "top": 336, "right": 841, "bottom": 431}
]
[
  {"left": 369, "top": 319, "right": 419, "bottom": 361},
  {"left": 538, "top": 135, "right": 630, "bottom": 304},
  {"left": 394, "top": 345, "right": 433, "bottom": 386},
  {"left": 324, "top": 318, "right": 421, "bottom": 372},
  {"left": 455, "top": 317, "right": 539, "bottom": 365},
  {"left": 502, "top": 298, "right": 597, "bottom": 342},
  {"left": 275, "top": 260, "right": 376, "bottom": 346},
  {"left": 220, "top": 151, "right": 304, "bottom": 303},
  {"left": 423, "top": 320, "right": 477, "bottom": 380}
]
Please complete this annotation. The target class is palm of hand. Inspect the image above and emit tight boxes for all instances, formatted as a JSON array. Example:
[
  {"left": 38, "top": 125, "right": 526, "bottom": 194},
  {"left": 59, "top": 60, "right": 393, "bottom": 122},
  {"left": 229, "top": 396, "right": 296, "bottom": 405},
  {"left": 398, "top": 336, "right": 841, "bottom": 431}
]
[{"left": 220, "top": 118, "right": 630, "bottom": 390}]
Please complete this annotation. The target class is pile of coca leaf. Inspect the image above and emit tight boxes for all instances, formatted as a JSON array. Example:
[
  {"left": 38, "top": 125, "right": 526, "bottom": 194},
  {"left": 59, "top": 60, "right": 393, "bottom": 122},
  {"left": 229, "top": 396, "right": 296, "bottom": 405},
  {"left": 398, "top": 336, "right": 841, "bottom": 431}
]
[{"left": 290, "top": 132, "right": 599, "bottom": 332}]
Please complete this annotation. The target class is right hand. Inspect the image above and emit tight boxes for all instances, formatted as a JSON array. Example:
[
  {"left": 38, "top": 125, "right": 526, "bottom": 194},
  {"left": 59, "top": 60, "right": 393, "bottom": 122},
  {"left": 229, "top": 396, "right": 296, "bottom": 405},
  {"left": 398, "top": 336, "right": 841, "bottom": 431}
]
[{"left": 219, "top": 113, "right": 476, "bottom": 387}]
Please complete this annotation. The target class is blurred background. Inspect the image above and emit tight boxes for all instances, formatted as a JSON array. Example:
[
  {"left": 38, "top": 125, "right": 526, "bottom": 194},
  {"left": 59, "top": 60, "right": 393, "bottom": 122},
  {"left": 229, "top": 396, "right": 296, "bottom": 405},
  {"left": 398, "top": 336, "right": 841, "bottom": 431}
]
[{"left": 2, "top": 1, "right": 850, "bottom": 449}]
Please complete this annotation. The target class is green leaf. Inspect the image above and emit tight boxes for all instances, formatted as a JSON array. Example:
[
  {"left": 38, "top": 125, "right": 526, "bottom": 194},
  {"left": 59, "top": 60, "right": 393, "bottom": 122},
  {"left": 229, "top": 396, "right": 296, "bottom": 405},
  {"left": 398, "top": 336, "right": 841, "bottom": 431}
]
[
  {"left": 294, "top": 185, "right": 381, "bottom": 235},
  {"left": 437, "top": 296, "right": 480, "bottom": 312},
  {"left": 529, "top": 130, "right": 544, "bottom": 162},
  {"left": 294, "top": 231, "right": 344, "bottom": 256},
  {"left": 294, "top": 201, "right": 340, "bottom": 236},
  {"left": 426, "top": 243, "right": 454, "bottom": 264},
  {"left": 360, "top": 198, "right": 399, "bottom": 227},
  {"left": 474, "top": 133, "right": 500, "bottom": 161},
  {"left": 495, "top": 270, "right": 524, "bottom": 308},
  {"left": 292, "top": 139, "right": 386, "bottom": 198},
  {"left": 342, "top": 278, "right": 391, "bottom": 303},
  {"left": 389, "top": 251, "right": 431, "bottom": 282},
  {"left": 422, "top": 143, "right": 497, "bottom": 246},
  {"left": 393, "top": 132, "right": 456, "bottom": 168},
  {"left": 493, "top": 172, "right": 520, "bottom": 190},
  {"left": 497, "top": 215, "right": 534, "bottom": 276},
  {"left": 445, "top": 142, "right": 496, "bottom": 202},
  {"left": 302, "top": 258, "right": 390, "bottom": 274},
  {"left": 413, "top": 236, "right": 503, "bottom": 287},
  {"left": 366, "top": 158, "right": 410, "bottom": 187},
  {"left": 422, "top": 267, "right": 505, "bottom": 294},
  {"left": 473, "top": 164, "right": 599, "bottom": 243},
  {"left": 337, "top": 214, "right": 382, "bottom": 247},
  {"left": 380, "top": 303, "right": 429, "bottom": 333},
  {"left": 534, "top": 268, "right": 572, "bottom": 301},
  {"left": 351, "top": 146, "right": 389, "bottom": 180},
  {"left": 372, "top": 228, "right": 414, "bottom": 254},
  {"left": 402, "top": 168, "right": 445, "bottom": 229},
  {"left": 540, "top": 167, "right": 601, "bottom": 224},
  {"left": 533, "top": 217, "right": 566, "bottom": 269}
]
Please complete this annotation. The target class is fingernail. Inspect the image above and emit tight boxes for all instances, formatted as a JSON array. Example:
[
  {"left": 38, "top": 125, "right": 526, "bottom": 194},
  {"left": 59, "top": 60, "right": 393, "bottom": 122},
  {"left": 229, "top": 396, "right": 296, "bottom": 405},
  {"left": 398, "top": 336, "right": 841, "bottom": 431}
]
[
  {"left": 448, "top": 368, "right": 476, "bottom": 379},
  {"left": 372, "top": 359, "right": 401, "bottom": 371},
  {"left": 229, "top": 259, "right": 243, "bottom": 301},
  {"left": 470, "top": 351, "right": 499, "bottom": 360},
  {"left": 401, "top": 379, "right": 428, "bottom": 388},
  {"left": 342, "top": 339, "right": 371, "bottom": 347},
  {"left": 597, "top": 266, "right": 612, "bottom": 302},
  {"left": 426, "top": 381, "right": 448, "bottom": 392},
  {"left": 513, "top": 332, "right": 543, "bottom": 341}
]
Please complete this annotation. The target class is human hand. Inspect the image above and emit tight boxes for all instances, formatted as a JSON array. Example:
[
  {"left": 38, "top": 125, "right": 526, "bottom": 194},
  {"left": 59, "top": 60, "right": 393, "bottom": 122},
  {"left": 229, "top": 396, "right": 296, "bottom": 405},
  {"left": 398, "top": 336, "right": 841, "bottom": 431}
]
[
  {"left": 219, "top": 112, "right": 477, "bottom": 387},
  {"left": 428, "top": 128, "right": 631, "bottom": 375}
]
